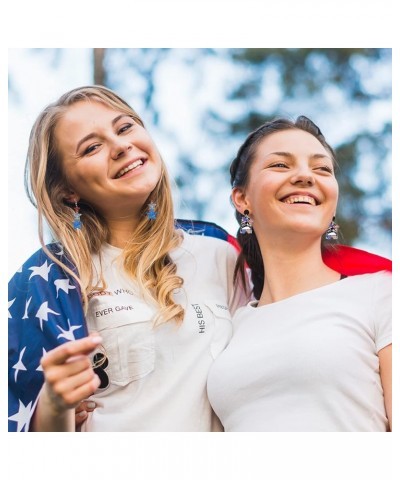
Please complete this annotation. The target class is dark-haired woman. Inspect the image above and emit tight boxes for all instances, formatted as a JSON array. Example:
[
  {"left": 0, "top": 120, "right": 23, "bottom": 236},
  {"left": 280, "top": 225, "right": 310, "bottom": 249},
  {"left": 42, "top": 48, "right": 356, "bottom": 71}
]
[{"left": 207, "top": 116, "right": 392, "bottom": 432}]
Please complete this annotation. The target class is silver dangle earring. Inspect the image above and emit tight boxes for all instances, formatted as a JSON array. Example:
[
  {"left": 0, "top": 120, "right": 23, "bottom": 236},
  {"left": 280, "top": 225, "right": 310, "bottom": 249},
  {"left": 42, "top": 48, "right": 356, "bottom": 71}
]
[
  {"left": 325, "top": 216, "right": 339, "bottom": 240},
  {"left": 73, "top": 201, "right": 82, "bottom": 230},
  {"left": 240, "top": 209, "right": 253, "bottom": 234},
  {"left": 146, "top": 201, "right": 157, "bottom": 220}
]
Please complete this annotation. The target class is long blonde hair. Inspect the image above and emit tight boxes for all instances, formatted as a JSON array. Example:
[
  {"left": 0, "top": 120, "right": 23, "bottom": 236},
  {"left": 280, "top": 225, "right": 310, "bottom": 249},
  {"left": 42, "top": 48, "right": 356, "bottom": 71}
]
[{"left": 25, "top": 85, "right": 184, "bottom": 325}]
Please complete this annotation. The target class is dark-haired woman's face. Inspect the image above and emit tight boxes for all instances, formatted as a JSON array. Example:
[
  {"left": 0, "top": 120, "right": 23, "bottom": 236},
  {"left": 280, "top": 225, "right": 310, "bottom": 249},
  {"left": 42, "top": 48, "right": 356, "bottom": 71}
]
[
  {"left": 55, "top": 100, "right": 162, "bottom": 219},
  {"left": 233, "top": 129, "right": 338, "bottom": 241}
]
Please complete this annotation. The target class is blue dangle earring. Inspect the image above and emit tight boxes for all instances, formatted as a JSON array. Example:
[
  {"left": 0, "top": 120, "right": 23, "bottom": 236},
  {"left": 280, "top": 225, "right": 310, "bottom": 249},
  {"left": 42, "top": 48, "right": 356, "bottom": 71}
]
[
  {"left": 73, "top": 201, "right": 82, "bottom": 230},
  {"left": 240, "top": 209, "right": 253, "bottom": 234},
  {"left": 147, "top": 202, "right": 157, "bottom": 220},
  {"left": 325, "top": 216, "right": 339, "bottom": 240}
]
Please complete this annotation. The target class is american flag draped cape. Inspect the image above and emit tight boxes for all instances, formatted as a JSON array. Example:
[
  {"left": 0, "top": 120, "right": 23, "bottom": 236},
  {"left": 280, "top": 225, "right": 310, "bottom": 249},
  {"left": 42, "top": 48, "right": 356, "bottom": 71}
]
[{"left": 8, "top": 220, "right": 392, "bottom": 432}]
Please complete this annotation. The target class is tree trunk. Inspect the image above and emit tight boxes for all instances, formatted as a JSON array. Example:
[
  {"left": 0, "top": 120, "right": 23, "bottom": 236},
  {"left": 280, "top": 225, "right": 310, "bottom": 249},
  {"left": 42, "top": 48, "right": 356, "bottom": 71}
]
[{"left": 93, "top": 49, "right": 106, "bottom": 85}]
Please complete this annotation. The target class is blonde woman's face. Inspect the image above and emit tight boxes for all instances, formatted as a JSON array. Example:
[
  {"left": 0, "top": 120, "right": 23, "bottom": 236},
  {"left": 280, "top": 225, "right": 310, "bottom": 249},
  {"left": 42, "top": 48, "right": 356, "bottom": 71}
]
[{"left": 55, "top": 100, "right": 163, "bottom": 219}]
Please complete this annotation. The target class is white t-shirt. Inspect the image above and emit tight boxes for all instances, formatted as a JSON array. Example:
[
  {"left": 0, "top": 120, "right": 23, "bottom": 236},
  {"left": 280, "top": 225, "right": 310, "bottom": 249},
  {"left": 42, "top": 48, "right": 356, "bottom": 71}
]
[
  {"left": 81, "top": 231, "right": 245, "bottom": 432},
  {"left": 207, "top": 271, "right": 391, "bottom": 432}
]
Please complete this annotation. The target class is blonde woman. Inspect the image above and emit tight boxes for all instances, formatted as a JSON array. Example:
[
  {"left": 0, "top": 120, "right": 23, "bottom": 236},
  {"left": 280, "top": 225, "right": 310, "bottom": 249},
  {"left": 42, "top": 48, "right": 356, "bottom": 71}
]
[{"left": 8, "top": 85, "right": 244, "bottom": 432}]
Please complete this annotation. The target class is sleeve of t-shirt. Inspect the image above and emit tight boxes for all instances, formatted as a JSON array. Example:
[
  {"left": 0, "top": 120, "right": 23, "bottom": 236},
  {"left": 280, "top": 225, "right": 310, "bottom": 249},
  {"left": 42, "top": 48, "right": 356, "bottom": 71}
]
[{"left": 372, "top": 271, "right": 392, "bottom": 352}]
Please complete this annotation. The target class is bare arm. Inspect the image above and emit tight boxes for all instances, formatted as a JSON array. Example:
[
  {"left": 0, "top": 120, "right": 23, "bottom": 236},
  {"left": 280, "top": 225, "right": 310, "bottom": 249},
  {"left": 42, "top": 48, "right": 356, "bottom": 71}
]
[
  {"left": 30, "top": 335, "right": 102, "bottom": 432},
  {"left": 378, "top": 343, "right": 392, "bottom": 431}
]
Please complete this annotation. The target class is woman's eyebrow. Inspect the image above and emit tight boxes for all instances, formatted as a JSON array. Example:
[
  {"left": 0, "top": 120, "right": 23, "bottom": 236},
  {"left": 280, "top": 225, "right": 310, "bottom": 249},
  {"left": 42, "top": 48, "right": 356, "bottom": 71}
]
[
  {"left": 75, "top": 114, "right": 131, "bottom": 153},
  {"left": 111, "top": 113, "right": 130, "bottom": 126},
  {"left": 266, "top": 152, "right": 331, "bottom": 160},
  {"left": 311, "top": 153, "right": 331, "bottom": 160}
]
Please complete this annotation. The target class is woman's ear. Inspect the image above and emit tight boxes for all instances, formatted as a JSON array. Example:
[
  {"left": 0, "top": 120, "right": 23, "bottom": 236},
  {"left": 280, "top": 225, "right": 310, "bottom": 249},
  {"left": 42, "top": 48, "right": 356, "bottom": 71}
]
[
  {"left": 63, "top": 191, "right": 80, "bottom": 204},
  {"left": 231, "top": 187, "right": 251, "bottom": 214}
]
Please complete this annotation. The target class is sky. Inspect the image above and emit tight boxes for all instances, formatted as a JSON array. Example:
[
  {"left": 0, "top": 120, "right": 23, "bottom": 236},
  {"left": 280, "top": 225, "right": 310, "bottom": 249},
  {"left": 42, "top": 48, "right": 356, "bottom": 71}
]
[{"left": 3, "top": 2, "right": 398, "bottom": 479}]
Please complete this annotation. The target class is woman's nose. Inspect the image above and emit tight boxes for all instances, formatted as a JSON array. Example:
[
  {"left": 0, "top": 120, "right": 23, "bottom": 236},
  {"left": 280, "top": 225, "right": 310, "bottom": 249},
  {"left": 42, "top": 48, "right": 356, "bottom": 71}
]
[
  {"left": 290, "top": 169, "right": 315, "bottom": 187},
  {"left": 110, "top": 139, "right": 132, "bottom": 160}
]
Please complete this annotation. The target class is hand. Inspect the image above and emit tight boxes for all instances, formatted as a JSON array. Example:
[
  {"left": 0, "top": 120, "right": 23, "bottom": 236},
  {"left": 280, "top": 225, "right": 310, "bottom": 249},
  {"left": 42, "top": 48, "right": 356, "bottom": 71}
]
[
  {"left": 75, "top": 400, "right": 97, "bottom": 427},
  {"left": 40, "top": 334, "right": 103, "bottom": 415}
]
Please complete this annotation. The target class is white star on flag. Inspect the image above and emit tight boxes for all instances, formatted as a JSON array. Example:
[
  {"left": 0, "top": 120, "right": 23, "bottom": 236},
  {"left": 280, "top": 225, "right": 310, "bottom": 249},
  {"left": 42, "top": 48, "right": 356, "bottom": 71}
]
[
  {"left": 36, "top": 348, "right": 47, "bottom": 371},
  {"left": 13, "top": 347, "right": 27, "bottom": 382},
  {"left": 28, "top": 260, "right": 54, "bottom": 281},
  {"left": 8, "top": 298, "right": 16, "bottom": 318},
  {"left": 35, "top": 301, "right": 60, "bottom": 330},
  {"left": 22, "top": 296, "right": 32, "bottom": 319},
  {"left": 57, "top": 319, "right": 82, "bottom": 341},
  {"left": 8, "top": 400, "right": 33, "bottom": 432},
  {"left": 8, "top": 400, "right": 34, "bottom": 432},
  {"left": 55, "top": 244, "right": 64, "bottom": 256},
  {"left": 54, "top": 278, "right": 76, "bottom": 298}
]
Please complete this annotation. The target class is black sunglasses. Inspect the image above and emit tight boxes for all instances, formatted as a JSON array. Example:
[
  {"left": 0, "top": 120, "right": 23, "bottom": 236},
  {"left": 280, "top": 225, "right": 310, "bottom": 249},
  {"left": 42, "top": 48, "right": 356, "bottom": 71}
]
[{"left": 92, "top": 352, "right": 109, "bottom": 390}]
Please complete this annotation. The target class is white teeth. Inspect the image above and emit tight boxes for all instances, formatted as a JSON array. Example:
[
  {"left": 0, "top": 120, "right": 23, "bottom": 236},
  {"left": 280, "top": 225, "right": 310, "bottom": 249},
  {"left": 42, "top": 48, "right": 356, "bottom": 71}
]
[
  {"left": 283, "top": 195, "right": 317, "bottom": 206},
  {"left": 116, "top": 159, "right": 144, "bottom": 178}
]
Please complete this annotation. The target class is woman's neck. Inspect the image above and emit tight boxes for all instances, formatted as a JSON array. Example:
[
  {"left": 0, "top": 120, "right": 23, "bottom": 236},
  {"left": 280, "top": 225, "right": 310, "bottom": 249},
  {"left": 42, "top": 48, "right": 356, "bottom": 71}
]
[
  {"left": 257, "top": 236, "right": 340, "bottom": 306},
  {"left": 106, "top": 217, "right": 140, "bottom": 249}
]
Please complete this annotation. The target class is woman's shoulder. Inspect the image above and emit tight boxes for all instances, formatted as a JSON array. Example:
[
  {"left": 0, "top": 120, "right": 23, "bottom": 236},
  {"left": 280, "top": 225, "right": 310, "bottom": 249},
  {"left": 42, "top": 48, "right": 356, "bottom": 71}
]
[
  {"left": 8, "top": 242, "right": 85, "bottom": 339},
  {"left": 9, "top": 243, "right": 74, "bottom": 284},
  {"left": 26, "top": 242, "right": 65, "bottom": 262},
  {"left": 176, "top": 219, "right": 240, "bottom": 253},
  {"left": 344, "top": 270, "right": 391, "bottom": 285},
  {"left": 179, "top": 229, "right": 239, "bottom": 260},
  {"left": 339, "top": 271, "right": 391, "bottom": 306}
]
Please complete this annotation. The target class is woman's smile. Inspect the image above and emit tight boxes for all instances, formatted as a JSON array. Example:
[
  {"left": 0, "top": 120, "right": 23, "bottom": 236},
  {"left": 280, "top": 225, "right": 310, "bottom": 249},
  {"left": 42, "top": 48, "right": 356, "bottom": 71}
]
[{"left": 114, "top": 158, "right": 147, "bottom": 179}]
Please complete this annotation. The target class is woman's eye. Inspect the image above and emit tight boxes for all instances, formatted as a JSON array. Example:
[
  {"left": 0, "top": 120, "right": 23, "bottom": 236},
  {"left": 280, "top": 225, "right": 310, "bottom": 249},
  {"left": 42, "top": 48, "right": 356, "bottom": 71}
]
[
  {"left": 316, "top": 166, "right": 333, "bottom": 173},
  {"left": 83, "top": 144, "right": 101, "bottom": 155},
  {"left": 269, "top": 162, "right": 288, "bottom": 168},
  {"left": 118, "top": 123, "right": 134, "bottom": 134}
]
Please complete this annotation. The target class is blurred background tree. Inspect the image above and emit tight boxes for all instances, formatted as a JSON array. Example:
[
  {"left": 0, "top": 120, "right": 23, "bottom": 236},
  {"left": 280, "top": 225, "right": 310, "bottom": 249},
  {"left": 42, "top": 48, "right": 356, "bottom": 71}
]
[{"left": 8, "top": 48, "right": 392, "bottom": 273}]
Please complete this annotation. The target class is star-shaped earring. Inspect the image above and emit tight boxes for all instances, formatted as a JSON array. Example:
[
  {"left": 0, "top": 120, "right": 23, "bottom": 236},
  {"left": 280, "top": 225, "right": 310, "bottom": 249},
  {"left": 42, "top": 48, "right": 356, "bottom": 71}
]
[{"left": 147, "top": 202, "right": 157, "bottom": 220}]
